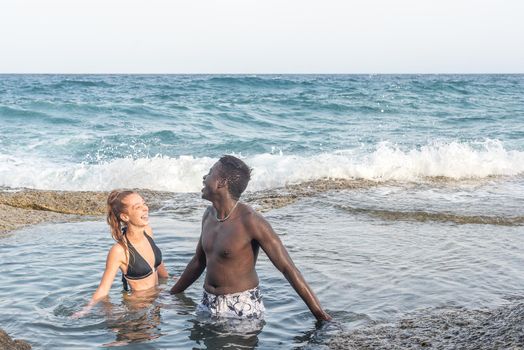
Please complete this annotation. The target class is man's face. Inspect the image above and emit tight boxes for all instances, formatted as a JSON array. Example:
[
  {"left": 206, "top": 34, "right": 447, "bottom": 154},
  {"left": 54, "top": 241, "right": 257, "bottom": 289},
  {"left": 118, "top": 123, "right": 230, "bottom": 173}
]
[{"left": 201, "top": 162, "right": 223, "bottom": 200}]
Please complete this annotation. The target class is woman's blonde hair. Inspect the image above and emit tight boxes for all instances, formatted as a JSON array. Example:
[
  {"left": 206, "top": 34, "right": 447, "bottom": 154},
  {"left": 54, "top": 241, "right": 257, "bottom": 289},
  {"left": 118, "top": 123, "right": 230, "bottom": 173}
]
[{"left": 106, "top": 189, "right": 135, "bottom": 260}]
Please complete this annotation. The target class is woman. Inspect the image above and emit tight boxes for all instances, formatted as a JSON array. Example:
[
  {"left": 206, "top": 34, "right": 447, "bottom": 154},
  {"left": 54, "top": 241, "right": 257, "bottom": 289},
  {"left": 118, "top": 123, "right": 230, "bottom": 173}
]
[{"left": 73, "top": 190, "right": 169, "bottom": 318}]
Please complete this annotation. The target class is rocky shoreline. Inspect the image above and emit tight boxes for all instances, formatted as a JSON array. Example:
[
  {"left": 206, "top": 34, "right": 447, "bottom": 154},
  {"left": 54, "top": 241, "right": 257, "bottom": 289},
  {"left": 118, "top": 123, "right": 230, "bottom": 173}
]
[
  {"left": 0, "top": 179, "right": 373, "bottom": 234},
  {"left": 0, "top": 190, "right": 107, "bottom": 233},
  {"left": 2, "top": 178, "right": 520, "bottom": 234},
  {"left": 327, "top": 299, "right": 524, "bottom": 350},
  {"left": 0, "top": 329, "right": 31, "bottom": 350},
  {"left": 0, "top": 188, "right": 185, "bottom": 233}
]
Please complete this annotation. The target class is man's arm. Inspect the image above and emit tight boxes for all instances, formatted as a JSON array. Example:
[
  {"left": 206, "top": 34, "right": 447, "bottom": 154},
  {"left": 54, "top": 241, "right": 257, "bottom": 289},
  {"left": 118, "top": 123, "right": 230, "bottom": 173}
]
[
  {"left": 169, "top": 237, "right": 206, "bottom": 294},
  {"left": 248, "top": 212, "right": 331, "bottom": 321},
  {"left": 170, "top": 208, "right": 209, "bottom": 294}
]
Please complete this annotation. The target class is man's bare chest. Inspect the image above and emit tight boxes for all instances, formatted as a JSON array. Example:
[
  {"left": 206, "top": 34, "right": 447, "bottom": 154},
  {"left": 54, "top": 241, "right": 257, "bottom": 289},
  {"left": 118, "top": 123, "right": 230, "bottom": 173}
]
[{"left": 201, "top": 222, "right": 251, "bottom": 259}]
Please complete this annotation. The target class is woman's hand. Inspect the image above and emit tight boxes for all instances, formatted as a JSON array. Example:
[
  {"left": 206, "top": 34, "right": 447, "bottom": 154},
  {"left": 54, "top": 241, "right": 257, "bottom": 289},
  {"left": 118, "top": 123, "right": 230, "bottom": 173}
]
[
  {"left": 73, "top": 245, "right": 123, "bottom": 319},
  {"left": 71, "top": 304, "right": 93, "bottom": 319}
]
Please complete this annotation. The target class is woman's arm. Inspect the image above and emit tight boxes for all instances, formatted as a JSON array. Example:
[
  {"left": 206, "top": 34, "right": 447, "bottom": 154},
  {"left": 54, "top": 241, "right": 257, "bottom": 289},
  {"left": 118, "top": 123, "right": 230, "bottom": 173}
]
[
  {"left": 157, "top": 262, "right": 169, "bottom": 279},
  {"left": 72, "top": 244, "right": 124, "bottom": 318}
]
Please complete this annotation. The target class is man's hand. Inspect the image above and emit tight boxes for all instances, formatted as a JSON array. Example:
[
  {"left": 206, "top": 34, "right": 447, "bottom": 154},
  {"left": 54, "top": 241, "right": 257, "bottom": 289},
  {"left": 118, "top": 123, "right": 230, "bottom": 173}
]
[{"left": 316, "top": 310, "right": 332, "bottom": 322}]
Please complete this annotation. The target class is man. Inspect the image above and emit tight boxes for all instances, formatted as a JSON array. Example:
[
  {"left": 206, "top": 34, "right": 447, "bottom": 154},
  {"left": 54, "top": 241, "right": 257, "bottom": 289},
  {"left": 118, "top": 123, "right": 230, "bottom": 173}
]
[{"left": 170, "top": 155, "right": 331, "bottom": 321}]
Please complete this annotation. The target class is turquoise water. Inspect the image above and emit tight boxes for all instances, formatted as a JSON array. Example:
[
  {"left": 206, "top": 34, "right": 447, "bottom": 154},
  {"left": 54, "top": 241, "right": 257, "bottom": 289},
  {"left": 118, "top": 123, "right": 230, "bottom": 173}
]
[
  {"left": 1, "top": 74, "right": 523, "bottom": 191},
  {"left": 1, "top": 75, "right": 523, "bottom": 348}
]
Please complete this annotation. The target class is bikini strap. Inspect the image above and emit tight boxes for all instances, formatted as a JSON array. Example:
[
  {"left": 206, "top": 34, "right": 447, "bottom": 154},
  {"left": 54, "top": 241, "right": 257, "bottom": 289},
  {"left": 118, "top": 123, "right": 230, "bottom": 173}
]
[{"left": 122, "top": 274, "right": 129, "bottom": 291}]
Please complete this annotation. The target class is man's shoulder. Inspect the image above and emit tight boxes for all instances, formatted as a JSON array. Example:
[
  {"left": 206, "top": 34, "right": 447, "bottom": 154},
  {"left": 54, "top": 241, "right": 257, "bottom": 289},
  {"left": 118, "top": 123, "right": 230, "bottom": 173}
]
[
  {"left": 238, "top": 203, "right": 267, "bottom": 227},
  {"left": 237, "top": 203, "right": 275, "bottom": 241}
]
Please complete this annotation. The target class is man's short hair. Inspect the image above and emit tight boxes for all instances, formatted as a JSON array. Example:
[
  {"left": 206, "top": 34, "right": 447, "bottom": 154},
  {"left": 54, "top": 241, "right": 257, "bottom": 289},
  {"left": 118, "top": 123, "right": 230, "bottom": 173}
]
[{"left": 218, "top": 155, "right": 252, "bottom": 199}]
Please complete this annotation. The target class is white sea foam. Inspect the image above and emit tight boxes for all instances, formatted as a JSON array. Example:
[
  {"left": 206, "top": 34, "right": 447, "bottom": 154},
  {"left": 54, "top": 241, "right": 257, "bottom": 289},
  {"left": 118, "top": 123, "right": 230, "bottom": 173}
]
[{"left": 1, "top": 140, "right": 523, "bottom": 192}]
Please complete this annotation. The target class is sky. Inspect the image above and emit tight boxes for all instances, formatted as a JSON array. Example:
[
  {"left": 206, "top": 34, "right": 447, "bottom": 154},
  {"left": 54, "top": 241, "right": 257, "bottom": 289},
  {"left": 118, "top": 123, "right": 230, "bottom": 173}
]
[{"left": 0, "top": 0, "right": 523, "bottom": 74}]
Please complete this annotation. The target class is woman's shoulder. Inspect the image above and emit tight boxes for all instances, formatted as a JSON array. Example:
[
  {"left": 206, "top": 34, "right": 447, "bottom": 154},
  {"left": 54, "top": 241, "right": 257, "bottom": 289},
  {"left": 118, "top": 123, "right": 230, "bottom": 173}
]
[
  {"left": 109, "top": 242, "right": 127, "bottom": 256},
  {"left": 104, "top": 242, "right": 128, "bottom": 266}
]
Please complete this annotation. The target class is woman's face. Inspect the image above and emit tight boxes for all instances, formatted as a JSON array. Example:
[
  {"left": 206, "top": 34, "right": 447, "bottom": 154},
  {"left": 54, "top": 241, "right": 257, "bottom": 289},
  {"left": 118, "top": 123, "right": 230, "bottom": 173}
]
[{"left": 120, "top": 193, "right": 149, "bottom": 227}]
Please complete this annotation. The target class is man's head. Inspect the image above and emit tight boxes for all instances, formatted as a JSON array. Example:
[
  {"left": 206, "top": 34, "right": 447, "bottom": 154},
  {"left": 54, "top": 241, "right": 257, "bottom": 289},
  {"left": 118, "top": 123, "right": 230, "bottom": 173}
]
[
  {"left": 217, "top": 155, "right": 252, "bottom": 199},
  {"left": 202, "top": 155, "right": 251, "bottom": 200}
]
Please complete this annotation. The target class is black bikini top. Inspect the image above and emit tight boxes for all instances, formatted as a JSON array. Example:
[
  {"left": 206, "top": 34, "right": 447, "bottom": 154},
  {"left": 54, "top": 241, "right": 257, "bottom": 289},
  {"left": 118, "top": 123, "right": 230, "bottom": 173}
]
[{"left": 121, "top": 229, "right": 162, "bottom": 290}]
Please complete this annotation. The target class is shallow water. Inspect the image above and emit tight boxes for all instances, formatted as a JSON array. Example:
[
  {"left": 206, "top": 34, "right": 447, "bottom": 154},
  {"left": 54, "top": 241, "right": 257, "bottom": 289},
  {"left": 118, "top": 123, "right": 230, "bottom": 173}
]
[
  {"left": 1, "top": 184, "right": 523, "bottom": 349},
  {"left": 1, "top": 74, "right": 523, "bottom": 347}
]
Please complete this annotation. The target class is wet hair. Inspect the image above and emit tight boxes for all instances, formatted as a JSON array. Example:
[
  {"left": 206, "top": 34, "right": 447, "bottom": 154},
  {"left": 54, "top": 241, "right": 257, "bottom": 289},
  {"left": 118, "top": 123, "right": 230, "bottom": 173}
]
[
  {"left": 218, "top": 155, "right": 252, "bottom": 200},
  {"left": 106, "top": 190, "right": 135, "bottom": 260}
]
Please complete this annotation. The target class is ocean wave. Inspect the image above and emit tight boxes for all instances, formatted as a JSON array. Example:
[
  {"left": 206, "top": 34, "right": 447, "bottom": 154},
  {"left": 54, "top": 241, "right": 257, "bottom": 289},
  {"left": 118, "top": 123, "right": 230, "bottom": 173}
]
[
  {"left": 0, "top": 105, "right": 53, "bottom": 119},
  {"left": 0, "top": 141, "right": 523, "bottom": 191},
  {"left": 0, "top": 105, "right": 82, "bottom": 125},
  {"left": 203, "top": 75, "right": 313, "bottom": 89},
  {"left": 49, "top": 79, "right": 115, "bottom": 89}
]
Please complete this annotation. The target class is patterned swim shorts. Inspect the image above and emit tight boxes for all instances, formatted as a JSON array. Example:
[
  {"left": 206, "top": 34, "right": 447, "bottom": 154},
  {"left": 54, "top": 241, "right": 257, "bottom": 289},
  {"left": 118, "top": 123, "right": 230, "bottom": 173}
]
[{"left": 197, "top": 286, "right": 265, "bottom": 319}]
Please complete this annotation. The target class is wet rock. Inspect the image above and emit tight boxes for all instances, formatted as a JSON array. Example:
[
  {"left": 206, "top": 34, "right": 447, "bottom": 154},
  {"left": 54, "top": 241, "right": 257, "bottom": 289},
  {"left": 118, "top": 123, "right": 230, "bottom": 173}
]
[
  {"left": 246, "top": 178, "right": 376, "bottom": 211},
  {"left": 0, "top": 189, "right": 173, "bottom": 216},
  {"left": 328, "top": 300, "right": 524, "bottom": 350},
  {"left": 0, "top": 203, "right": 78, "bottom": 233},
  {"left": 2, "top": 178, "right": 521, "bottom": 233},
  {"left": 0, "top": 329, "right": 31, "bottom": 350},
  {"left": 0, "top": 190, "right": 108, "bottom": 215},
  {"left": 0, "top": 180, "right": 373, "bottom": 233},
  {"left": 0, "top": 188, "right": 177, "bottom": 233}
]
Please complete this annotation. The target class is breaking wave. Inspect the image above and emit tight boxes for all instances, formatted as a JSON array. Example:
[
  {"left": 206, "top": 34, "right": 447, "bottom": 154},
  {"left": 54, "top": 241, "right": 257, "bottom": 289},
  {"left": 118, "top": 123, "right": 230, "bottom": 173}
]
[{"left": 1, "top": 140, "right": 523, "bottom": 191}]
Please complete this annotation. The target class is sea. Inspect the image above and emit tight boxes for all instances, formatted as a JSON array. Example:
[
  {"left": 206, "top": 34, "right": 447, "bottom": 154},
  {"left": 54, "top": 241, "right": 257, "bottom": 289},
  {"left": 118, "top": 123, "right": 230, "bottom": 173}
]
[{"left": 0, "top": 74, "right": 523, "bottom": 349}]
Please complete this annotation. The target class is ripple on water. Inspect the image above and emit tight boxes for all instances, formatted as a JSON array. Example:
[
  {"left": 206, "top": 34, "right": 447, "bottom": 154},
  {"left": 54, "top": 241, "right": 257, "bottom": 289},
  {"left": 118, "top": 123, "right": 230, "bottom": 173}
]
[{"left": 1, "top": 190, "right": 524, "bottom": 348}]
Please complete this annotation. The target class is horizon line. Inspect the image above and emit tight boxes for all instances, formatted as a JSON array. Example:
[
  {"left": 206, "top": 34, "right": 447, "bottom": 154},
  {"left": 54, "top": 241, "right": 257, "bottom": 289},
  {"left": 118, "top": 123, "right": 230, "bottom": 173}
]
[{"left": 1, "top": 72, "right": 523, "bottom": 75}]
